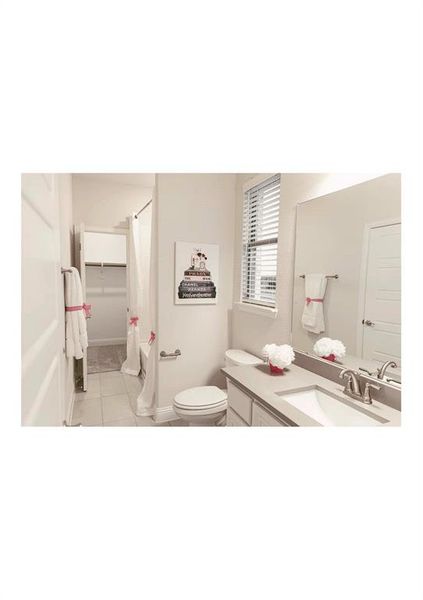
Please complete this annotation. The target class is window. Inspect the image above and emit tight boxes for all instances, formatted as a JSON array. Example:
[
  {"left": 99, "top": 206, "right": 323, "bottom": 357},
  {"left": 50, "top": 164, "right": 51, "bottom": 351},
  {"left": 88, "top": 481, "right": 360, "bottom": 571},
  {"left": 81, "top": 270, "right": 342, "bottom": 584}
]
[{"left": 241, "top": 174, "right": 281, "bottom": 308}]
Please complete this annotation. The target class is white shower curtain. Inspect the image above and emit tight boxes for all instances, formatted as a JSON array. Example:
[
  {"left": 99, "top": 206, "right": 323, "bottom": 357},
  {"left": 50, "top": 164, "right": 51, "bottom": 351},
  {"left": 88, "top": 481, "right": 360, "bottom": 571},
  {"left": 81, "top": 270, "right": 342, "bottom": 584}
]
[
  {"left": 121, "top": 215, "right": 142, "bottom": 376},
  {"left": 136, "top": 201, "right": 157, "bottom": 416},
  {"left": 121, "top": 202, "right": 157, "bottom": 415}
]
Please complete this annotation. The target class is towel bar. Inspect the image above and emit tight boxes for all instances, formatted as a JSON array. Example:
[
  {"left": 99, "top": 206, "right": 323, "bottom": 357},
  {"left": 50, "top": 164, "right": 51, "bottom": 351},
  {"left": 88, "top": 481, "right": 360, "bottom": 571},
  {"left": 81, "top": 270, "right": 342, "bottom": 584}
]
[{"left": 61, "top": 267, "right": 72, "bottom": 274}]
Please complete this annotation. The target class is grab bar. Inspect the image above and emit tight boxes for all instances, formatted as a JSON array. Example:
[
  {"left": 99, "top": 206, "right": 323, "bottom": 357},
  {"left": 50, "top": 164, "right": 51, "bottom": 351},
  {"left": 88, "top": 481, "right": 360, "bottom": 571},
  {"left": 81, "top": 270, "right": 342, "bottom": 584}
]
[{"left": 160, "top": 349, "right": 181, "bottom": 358}]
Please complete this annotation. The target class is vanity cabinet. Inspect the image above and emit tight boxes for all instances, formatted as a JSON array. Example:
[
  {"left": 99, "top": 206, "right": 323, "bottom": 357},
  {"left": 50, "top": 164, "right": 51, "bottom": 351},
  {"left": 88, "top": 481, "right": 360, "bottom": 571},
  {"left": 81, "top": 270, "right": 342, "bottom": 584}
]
[
  {"left": 226, "top": 408, "right": 248, "bottom": 427},
  {"left": 227, "top": 380, "right": 253, "bottom": 424},
  {"left": 252, "top": 403, "right": 286, "bottom": 427},
  {"left": 227, "top": 379, "right": 287, "bottom": 426}
]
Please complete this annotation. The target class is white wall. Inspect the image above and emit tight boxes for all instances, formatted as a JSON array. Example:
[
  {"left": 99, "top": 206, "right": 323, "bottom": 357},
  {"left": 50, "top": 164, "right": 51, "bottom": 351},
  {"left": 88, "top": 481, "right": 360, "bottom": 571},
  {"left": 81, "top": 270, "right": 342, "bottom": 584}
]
[
  {"left": 232, "top": 173, "right": 389, "bottom": 357},
  {"left": 72, "top": 175, "right": 153, "bottom": 229},
  {"left": 156, "top": 174, "right": 236, "bottom": 408},
  {"left": 57, "top": 174, "right": 75, "bottom": 422}
]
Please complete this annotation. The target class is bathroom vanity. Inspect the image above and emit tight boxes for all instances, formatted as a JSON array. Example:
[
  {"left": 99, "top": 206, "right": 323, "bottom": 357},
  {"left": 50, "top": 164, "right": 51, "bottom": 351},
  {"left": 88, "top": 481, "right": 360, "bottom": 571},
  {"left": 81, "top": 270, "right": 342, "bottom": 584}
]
[{"left": 222, "top": 362, "right": 401, "bottom": 427}]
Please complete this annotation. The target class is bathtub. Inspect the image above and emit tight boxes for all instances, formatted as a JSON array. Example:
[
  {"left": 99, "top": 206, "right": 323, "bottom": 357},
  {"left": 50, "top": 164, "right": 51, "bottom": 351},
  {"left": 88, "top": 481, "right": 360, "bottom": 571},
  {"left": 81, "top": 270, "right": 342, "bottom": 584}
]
[{"left": 140, "top": 341, "right": 150, "bottom": 376}]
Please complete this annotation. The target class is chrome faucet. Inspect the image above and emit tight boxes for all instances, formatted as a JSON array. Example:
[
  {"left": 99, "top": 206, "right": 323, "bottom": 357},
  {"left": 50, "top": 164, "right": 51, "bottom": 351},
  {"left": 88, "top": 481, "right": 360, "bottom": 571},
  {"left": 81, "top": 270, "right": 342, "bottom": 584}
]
[
  {"left": 376, "top": 360, "right": 398, "bottom": 380},
  {"left": 362, "top": 382, "right": 381, "bottom": 404},
  {"left": 339, "top": 369, "right": 362, "bottom": 398},
  {"left": 339, "top": 369, "right": 381, "bottom": 404}
]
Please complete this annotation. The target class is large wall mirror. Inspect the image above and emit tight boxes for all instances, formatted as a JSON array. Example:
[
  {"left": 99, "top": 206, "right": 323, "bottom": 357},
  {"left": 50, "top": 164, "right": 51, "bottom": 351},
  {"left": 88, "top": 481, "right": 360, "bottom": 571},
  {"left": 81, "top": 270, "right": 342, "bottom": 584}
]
[{"left": 292, "top": 174, "right": 401, "bottom": 382}]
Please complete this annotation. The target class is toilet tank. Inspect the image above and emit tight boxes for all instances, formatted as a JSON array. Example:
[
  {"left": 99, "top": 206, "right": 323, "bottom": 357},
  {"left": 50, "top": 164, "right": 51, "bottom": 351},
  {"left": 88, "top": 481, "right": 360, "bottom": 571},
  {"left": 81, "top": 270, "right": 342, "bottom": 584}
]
[{"left": 225, "top": 349, "right": 263, "bottom": 367}]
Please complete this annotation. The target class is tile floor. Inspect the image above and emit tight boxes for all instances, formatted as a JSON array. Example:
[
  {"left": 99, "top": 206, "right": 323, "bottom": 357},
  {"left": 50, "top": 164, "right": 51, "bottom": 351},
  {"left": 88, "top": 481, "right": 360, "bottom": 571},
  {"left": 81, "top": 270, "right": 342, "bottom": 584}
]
[{"left": 72, "top": 371, "right": 183, "bottom": 427}]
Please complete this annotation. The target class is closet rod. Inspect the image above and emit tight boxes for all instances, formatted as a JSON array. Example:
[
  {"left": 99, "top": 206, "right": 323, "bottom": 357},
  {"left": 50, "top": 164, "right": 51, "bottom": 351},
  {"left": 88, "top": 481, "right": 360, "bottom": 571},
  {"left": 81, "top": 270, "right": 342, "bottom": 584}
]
[
  {"left": 85, "top": 262, "right": 126, "bottom": 267},
  {"left": 299, "top": 274, "right": 339, "bottom": 279},
  {"left": 134, "top": 198, "right": 152, "bottom": 218}
]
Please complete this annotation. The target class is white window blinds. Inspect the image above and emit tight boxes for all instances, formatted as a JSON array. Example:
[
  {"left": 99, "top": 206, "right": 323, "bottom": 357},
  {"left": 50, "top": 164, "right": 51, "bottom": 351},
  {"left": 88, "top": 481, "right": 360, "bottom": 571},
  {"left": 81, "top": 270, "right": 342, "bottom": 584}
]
[{"left": 241, "top": 174, "right": 281, "bottom": 307}]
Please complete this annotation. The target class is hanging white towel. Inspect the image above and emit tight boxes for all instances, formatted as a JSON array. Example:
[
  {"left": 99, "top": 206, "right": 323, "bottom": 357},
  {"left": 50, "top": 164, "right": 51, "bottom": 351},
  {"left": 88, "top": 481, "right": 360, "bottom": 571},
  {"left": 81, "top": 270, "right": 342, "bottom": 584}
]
[
  {"left": 301, "top": 273, "right": 327, "bottom": 334},
  {"left": 64, "top": 267, "right": 88, "bottom": 359}
]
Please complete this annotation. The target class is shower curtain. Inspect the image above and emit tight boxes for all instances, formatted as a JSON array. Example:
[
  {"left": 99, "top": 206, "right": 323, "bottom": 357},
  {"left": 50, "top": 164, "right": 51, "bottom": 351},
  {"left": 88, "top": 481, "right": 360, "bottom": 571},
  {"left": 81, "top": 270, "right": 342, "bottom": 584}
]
[
  {"left": 121, "top": 202, "right": 157, "bottom": 415},
  {"left": 136, "top": 201, "right": 157, "bottom": 415},
  {"left": 121, "top": 215, "right": 142, "bottom": 376}
]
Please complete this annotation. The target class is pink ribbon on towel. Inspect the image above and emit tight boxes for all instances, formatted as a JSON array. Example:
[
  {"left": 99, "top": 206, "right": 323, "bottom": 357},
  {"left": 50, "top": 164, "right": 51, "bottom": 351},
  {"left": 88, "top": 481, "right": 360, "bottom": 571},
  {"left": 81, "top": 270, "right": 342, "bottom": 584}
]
[
  {"left": 129, "top": 316, "right": 139, "bottom": 326},
  {"left": 305, "top": 297, "right": 323, "bottom": 306},
  {"left": 148, "top": 330, "right": 156, "bottom": 344},
  {"left": 66, "top": 303, "right": 92, "bottom": 317}
]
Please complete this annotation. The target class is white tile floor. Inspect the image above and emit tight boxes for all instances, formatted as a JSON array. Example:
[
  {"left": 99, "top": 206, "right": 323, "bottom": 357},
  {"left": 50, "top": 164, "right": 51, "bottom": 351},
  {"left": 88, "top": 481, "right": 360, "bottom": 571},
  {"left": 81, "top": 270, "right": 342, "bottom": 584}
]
[{"left": 72, "top": 371, "right": 182, "bottom": 427}]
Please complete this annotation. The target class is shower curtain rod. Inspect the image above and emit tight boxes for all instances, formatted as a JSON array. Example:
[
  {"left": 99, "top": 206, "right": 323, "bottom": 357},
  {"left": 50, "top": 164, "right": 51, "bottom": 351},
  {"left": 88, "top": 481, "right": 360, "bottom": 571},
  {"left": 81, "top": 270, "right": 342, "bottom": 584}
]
[{"left": 135, "top": 198, "right": 152, "bottom": 218}]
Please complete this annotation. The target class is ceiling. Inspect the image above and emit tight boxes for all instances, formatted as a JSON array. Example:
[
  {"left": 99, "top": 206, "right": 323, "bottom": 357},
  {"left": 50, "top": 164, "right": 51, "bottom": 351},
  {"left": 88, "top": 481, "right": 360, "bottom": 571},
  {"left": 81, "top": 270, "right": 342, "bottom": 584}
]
[{"left": 72, "top": 173, "right": 155, "bottom": 187}]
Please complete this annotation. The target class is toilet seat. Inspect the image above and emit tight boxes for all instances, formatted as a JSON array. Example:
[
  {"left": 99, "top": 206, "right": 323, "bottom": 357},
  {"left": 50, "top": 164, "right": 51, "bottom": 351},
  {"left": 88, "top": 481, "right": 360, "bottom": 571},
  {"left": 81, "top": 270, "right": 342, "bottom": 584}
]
[{"left": 174, "top": 386, "right": 227, "bottom": 411}]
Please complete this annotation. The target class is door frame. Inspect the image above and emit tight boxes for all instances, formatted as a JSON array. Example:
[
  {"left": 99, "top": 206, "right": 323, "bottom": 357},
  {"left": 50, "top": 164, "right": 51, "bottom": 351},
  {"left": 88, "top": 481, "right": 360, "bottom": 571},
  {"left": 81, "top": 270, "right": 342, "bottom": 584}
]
[{"left": 356, "top": 217, "right": 401, "bottom": 357}]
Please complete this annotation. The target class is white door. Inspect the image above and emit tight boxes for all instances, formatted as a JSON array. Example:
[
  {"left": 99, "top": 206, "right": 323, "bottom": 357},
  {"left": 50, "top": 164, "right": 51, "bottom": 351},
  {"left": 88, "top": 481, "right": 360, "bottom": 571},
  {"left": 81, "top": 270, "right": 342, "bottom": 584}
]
[
  {"left": 361, "top": 223, "right": 401, "bottom": 365},
  {"left": 21, "top": 174, "right": 63, "bottom": 425},
  {"left": 74, "top": 224, "right": 88, "bottom": 391}
]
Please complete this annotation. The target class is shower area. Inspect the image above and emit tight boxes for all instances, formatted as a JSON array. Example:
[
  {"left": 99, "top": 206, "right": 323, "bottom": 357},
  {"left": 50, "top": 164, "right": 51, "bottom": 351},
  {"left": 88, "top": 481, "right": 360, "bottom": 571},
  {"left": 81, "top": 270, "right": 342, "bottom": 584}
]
[{"left": 84, "top": 230, "right": 128, "bottom": 374}]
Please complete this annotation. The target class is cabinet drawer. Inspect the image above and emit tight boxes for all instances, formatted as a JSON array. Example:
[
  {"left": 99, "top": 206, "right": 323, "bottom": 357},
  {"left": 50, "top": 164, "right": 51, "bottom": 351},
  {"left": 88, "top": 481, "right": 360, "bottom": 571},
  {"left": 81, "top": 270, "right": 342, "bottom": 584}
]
[
  {"left": 252, "top": 402, "right": 286, "bottom": 426},
  {"left": 226, "top": 380, "right": 253, "bottom": 424},
  {"left": 226, "top": 407, "right": 249, "bottom": 427}
]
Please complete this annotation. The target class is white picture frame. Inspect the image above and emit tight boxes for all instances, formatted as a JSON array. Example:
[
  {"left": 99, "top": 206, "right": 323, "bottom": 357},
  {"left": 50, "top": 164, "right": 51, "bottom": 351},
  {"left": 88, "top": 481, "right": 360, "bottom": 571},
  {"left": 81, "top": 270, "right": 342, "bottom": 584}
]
[{"left": 174, "top": 242, "right": 219, "bottom": 305}]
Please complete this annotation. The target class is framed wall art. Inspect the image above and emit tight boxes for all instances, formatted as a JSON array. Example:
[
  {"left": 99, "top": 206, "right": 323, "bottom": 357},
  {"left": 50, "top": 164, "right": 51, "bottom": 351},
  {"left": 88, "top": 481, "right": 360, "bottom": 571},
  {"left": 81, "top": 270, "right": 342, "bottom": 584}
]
[{"left": 174, "top": 242, "right": 219, "bottom": 305}]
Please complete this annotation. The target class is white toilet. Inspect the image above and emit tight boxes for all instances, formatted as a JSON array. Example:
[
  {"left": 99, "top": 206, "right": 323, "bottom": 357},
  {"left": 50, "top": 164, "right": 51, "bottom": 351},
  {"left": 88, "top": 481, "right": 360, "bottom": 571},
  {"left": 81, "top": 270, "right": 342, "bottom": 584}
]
[
  {"left": 172, "top": 349, "right": 263, "bottom": 426},
  {"left": 224, "top": 349, "right": 264, "bottom": 368}
]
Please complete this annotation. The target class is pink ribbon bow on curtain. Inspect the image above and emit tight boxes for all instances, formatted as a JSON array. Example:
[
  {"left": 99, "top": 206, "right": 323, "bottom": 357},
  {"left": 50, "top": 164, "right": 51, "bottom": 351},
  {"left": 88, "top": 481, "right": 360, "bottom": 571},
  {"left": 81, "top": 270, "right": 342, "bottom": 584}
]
[
  {"left": 305, "top": 297, "right": 323, "bottom": 306},
  {"left": 129, "top": 316, "right": 139, "bottom": 326},
  {"left": 65, "top": 303, "right": 92, "bottom": 318},
  {"left": 148, "top": 330, "right": 156, "bottom": 344}
]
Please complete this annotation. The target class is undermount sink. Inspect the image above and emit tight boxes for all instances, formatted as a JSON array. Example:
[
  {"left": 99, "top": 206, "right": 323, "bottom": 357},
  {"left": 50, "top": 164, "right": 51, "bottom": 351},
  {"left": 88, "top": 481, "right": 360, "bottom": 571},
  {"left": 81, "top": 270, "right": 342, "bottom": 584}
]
[{"left": 276, "top": 387, "right": 387, "bottom": 426}]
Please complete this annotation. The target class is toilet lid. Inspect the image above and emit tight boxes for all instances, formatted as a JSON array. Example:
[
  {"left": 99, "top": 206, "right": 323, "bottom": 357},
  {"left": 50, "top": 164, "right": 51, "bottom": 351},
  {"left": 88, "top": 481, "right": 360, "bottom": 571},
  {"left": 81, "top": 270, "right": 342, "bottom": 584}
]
[
  {"left": 174, "top": 386, "right": 228, "bottom": 409},
  {"left": 225, "top": 349, "right": 263, "bottom": 366}
]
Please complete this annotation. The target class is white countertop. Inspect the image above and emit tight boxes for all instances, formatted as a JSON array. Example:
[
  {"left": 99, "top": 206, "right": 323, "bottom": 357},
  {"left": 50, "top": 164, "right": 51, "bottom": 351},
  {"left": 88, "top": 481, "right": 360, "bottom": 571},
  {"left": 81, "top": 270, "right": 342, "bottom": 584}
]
[{"left": 222, "top": 363, "right": 401, "bottom": 427}]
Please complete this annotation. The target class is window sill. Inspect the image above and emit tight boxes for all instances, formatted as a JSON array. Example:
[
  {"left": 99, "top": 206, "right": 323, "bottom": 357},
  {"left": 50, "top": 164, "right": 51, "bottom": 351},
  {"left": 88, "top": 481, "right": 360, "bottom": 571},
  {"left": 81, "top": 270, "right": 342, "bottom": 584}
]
[{"left": 234, "top": 302, "right": 279, "bottom": 319}]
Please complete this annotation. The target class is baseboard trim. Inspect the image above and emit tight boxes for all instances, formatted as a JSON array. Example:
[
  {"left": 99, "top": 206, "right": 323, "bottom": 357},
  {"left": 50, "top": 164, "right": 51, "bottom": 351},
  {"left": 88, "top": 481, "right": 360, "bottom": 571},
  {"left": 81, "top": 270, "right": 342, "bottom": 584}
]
[{"left": 151, "top": 406, "right": 178, "bottom": 423}]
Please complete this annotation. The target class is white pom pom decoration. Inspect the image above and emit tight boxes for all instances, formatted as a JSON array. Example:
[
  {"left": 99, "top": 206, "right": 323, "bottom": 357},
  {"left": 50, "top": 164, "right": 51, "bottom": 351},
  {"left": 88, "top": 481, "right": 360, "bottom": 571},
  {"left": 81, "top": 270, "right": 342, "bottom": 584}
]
[
  {"left": 313, "top": 337, "right": 346, "bottom": 360},
  {"left": 268, "top": 344, "right": 296, "bottom": 369},
  {"left": 262, "top": 343, "right": 278, "bottom": 360}
]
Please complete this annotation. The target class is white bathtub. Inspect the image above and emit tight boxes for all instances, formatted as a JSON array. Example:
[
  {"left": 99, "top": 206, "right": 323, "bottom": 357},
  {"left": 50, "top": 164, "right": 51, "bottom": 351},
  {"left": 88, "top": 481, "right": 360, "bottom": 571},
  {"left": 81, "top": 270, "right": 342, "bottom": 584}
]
[{"left": 140, "top": 341, "right": 150, "bottom": 376}]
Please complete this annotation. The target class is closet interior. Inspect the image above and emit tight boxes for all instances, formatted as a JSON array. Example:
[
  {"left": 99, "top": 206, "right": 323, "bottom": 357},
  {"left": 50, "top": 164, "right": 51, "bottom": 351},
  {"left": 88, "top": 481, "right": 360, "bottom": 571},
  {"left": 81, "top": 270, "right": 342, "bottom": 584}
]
[{"left": 84, "top": 231, "right": 128, "bottom": 374}]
